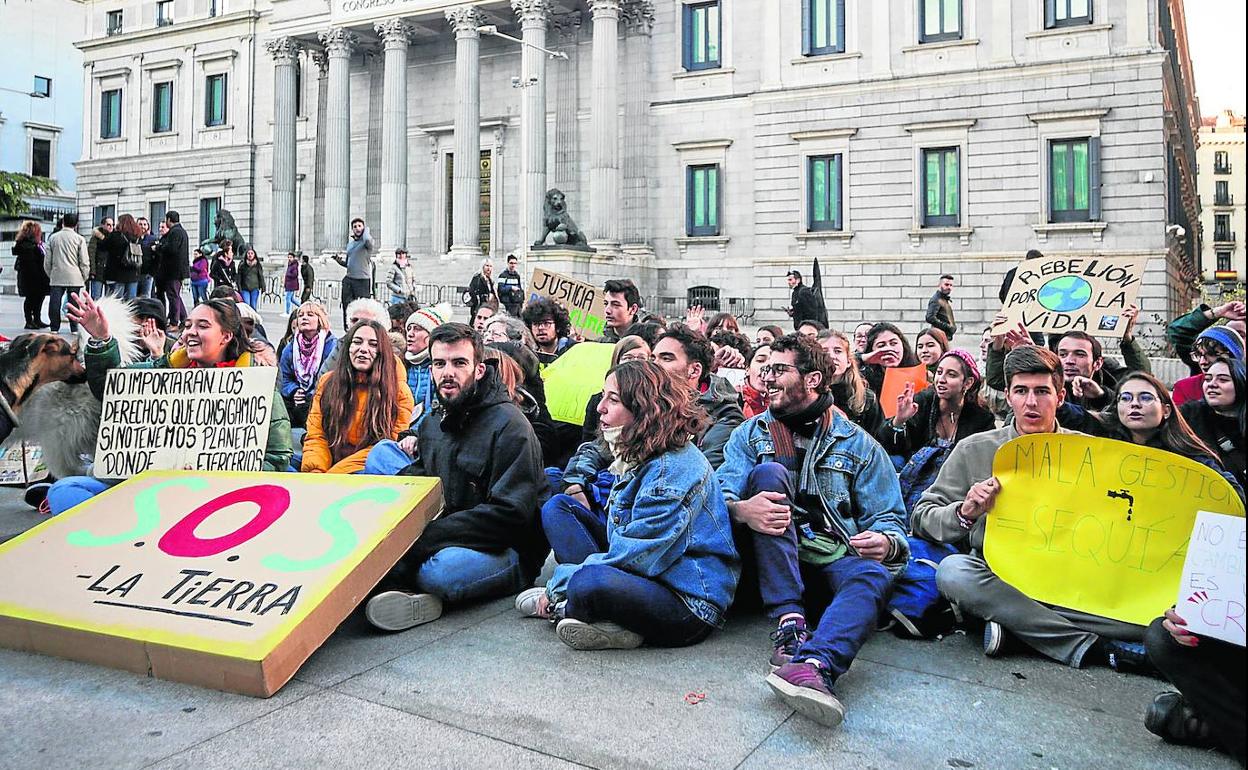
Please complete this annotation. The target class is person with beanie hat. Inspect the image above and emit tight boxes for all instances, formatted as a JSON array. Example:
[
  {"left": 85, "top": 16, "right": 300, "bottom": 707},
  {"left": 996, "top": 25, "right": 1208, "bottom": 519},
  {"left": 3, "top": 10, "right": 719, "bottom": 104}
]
[{"left": 1172, "top": 324, "right": 1245, "bottom": 407}]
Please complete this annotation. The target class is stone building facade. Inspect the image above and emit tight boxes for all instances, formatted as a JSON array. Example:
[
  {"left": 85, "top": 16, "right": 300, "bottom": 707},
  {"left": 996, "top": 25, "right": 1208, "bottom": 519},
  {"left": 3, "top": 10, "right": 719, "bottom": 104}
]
[
  {"left": 1196, "top": 110, "right": 1245, "bottom": 290},
  {"left": 74, "top": 0, "right": 1201, "bottom": 344}
]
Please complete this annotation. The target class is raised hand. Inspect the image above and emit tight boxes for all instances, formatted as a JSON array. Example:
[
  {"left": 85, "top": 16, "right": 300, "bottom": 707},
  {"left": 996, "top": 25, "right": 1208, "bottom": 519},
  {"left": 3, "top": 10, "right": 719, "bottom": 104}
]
[
  {"left": 685, "top": 304, "right": 705, "bottom": 334},
  {"left": 893, "top": 382, "right": 919, "bottom": 427},
  {"left": 67, "top": 291, "right": 110, "bottom": 341}
]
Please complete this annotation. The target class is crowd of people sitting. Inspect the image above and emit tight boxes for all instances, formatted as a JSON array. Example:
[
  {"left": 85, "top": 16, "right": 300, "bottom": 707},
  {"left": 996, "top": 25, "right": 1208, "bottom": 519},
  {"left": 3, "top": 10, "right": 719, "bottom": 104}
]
[{"left": 2, "top": 241, "right": 1245, "bottom": 762}]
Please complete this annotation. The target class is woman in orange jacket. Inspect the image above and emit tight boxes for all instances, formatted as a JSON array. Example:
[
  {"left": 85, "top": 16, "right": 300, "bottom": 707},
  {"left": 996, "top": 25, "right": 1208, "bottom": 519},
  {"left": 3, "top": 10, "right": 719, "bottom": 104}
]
[{"left": 302, "top": 319, "right": 414, "bottom": 474}]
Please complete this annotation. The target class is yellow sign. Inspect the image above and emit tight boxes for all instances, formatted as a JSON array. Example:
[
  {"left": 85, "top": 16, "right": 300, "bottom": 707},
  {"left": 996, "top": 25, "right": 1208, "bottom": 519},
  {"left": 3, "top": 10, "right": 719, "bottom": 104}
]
[
  {"left": 0, "top": 471, "right": 441, "bottom": 696},
  {"left": 985, "top": 434, "right": 1245, "bottom": 626},
  {"left": 541, "top": 342, "right": 614, "bottom": 425}
]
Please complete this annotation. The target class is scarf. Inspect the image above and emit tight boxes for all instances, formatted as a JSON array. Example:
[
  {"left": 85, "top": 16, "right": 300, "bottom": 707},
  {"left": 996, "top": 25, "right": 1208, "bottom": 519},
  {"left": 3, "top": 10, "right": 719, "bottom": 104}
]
[
  {"left": 405, "top": 348, "right": 429, "bottom": 367},
  {"left": 601, "top": 425, "right": 635, "bottom": 478},
  {"left": 295, "top": 330, "right": 329, "bottom": 388},
  {"left": 769, "top": 392, "right": 836, "bottom": 473}
]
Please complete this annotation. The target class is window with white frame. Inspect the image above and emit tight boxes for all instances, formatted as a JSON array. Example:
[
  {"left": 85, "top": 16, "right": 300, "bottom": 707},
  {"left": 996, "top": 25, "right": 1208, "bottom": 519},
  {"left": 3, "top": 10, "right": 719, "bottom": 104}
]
[
  {"left": 802, "top": 0, "right": 845, "bottom": 55},
  {"left": 106, "top": 9, "right": 123, "bottom": 35},
  {"left": 1045, "top": 0, "right": 1091, "bottom": 29},
  {"left": 156, "top": 0, "right": 173, "bottom": 26},
  {"left": 922, "top": 147, "right": 960, "bottom": 227},
  {"left": 920, "top": 0, "right": 961, "bottom": 42},
  {"left": 682, "top": 2, "right": 721, "bottom": 71}
]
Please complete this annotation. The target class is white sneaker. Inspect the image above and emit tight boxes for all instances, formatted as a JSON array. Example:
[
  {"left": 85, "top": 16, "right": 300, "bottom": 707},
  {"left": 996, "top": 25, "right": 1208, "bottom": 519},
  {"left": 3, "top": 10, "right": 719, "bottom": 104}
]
[
  {"left": 364, "top": 591, "right": 443, "bottom": 632},
  {"left": 515, "top": 587, "right": 548, "bottom": 618},
  {"left": 555, "top": 618, "right": 643, "bottom": 650}
]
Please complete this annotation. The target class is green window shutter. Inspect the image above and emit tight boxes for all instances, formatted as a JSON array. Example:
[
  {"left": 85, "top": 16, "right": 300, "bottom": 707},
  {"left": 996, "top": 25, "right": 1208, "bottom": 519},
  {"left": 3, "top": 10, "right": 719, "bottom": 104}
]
[{"left": 1088, "top": 136, "right": 1102, "bottom": 221}]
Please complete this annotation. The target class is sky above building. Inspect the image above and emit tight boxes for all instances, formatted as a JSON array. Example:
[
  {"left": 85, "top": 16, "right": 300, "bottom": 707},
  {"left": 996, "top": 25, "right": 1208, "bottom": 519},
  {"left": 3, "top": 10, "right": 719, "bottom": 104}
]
[{"left": 1186, "top": 2, "right": 1247, "bottom": 116}]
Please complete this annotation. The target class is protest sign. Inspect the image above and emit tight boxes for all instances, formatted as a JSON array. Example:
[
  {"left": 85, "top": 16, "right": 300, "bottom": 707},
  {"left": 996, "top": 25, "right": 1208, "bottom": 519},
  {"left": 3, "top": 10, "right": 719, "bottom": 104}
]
[
  {"left": 542, "top": 342, "right": 614, "bottom": 425},
  {"left": 879, "top": 365, "right": 930, "bottom": 419},
  {"left": 984, "top": 433, "right": 1245, "bottom": 626},
  {"left": 94, "top": 367, "right": 277, "bottom": 480},
  {"left": 0, "top": 442, "right": 48, "bottom": 486},
  {"left": 528, "top": 267, "right": 607, "bottom": 339},
  {"left": 1176, "top": 511, "right": 1245, "bottom": 646},
  {"left": 993, "top": 255, "right": 1149, "bottom": 337},
  {"left": 0, "top": 471, "right": 442, "bottom": 696},
  {"left": 717, "top": 368, "right": 747, "bottom": 390}
]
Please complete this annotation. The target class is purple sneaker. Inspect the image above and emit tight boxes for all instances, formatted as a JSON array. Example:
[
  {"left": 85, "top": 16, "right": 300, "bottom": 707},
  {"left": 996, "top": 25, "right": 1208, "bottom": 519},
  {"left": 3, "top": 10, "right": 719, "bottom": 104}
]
[
  {"left": 766, "top": 661, "right": 846, "bottom": 728},
  {"left": 769, "top": 619, "right": 810, "bottom": 669}
]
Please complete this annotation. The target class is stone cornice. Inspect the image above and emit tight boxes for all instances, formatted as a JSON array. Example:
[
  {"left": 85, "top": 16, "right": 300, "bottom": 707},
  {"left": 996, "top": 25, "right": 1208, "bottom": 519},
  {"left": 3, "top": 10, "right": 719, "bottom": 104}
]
[{"left": 318, "top": 27, "right": 358, "bottom": 57}]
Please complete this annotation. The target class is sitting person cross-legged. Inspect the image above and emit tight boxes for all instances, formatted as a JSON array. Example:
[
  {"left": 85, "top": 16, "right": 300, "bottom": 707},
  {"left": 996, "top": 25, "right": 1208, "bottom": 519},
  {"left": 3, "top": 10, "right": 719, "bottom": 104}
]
[
  {"left": 716, "top": 333, "right": 910, "bottom": 729},
  {"left": 516, "top": 360, "right": 740, "bottom": 650},
  {"left": 912, "top": 346, "right": 1149, "bottom": 671},
  {"left": 364, "top": 323, "right": 548, "bottom": 631},
  {"left": 301, "top": 319, "right": 413, "bottom": 474}
]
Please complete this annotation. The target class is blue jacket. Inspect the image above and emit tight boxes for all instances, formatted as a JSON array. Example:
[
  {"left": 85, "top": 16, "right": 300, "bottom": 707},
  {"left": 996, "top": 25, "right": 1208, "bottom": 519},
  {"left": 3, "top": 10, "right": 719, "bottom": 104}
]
[
  {"left": 406, "top": 357, "right": 434, "bottom": 426},
  {"left": 716, "top": 408, "right": 911, "bottom": 569},
  {"left": 278, "top": 335, "right": 338, "bottom": 398},
  {"left": 547, "top": 442, "right": 740, "bottom": 627}
]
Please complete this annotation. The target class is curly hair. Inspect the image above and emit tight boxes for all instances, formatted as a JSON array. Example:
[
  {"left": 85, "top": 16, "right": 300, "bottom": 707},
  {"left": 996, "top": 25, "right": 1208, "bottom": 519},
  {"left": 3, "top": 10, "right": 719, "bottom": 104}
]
[
  {"left": 710, "top": 329, "right": 752, "bottom": 362},
  {"left": 520, "top": 296, "right": 571, "bottom": 340},
  {"left": 656, "top": 323, "right": 714, "bottom": 384},
  {"left": 318, "top": 320, "right": 402, "bottom": 463},
  {"left": 607, "top": 360, "right": 708, "bottom": 465},
  {"left": 769, "top": 333, "right": 832, "bottom": 395},
  {"left": 866, "top": 322, "right": 919, "bottom": 367}
]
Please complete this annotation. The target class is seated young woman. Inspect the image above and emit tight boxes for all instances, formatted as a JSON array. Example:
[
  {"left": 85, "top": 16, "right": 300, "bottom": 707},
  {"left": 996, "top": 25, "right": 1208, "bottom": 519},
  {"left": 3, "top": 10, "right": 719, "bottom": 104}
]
[
  {"left": 302, "top": 319, "right": 414, "bottom": 474},
  {"left": 278, "top": 301, "right": 337, "bottom": 429},
  {"left": 860, "top": 322, "right": 921, "bottom": 394},
  {"left": 580, "top": 334, "right": 652, "bottom": 444},
  {"left": 47, "top": 294, "right": 292, "bottom": 515},
  {"left": 915, "top": 327, "right": 950, "bottom": 378},
  {"left": 517, "top": 360, "right": 740, "bottom": 650},
  {"left": 818, "top": 328, "right": 884, "bottom": 433},
  {"left": 741, "top": 342, "right": 771, "bottom": 418},
  {"left": 877, "top": 349, "right": 995, "bottom": 460},
  {"left": 1178, "top": 359, "right": 1245, "bottom": 489}
]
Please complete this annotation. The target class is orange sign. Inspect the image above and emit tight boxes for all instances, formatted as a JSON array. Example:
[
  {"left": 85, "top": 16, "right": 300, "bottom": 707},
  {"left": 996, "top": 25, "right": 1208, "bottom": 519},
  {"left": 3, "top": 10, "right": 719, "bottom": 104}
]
[{"left": 879, "top": 365, "right": 931, "bottom": 419}]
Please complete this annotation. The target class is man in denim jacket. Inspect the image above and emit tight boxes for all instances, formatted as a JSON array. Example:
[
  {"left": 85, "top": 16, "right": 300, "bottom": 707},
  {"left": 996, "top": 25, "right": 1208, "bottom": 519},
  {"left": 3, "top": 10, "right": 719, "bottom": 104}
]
[{"left": 717, "top": 334, "right": 908, "bottom": 729}]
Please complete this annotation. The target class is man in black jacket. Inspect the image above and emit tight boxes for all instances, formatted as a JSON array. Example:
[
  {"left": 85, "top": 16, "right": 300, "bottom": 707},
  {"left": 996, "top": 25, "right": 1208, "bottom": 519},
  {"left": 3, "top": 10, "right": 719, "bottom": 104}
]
[
  {"left": 365, "top": 322, "right": 548, "bottom": 632},
  {"left": 925, "top": 274, "right": 957, "bottom": 339},
  {"left": 154, "top": 211, "right": 190, "bottom": 326},
  {"left": 786, "top": 270, "right": 826, "bottom": 330}
]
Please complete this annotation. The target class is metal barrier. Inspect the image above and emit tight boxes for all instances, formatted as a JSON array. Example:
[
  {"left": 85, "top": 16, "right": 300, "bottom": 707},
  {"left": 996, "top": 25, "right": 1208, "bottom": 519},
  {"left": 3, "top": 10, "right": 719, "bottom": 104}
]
[{"left": 643, "top": 294, "right": 755, "bottom": 324}]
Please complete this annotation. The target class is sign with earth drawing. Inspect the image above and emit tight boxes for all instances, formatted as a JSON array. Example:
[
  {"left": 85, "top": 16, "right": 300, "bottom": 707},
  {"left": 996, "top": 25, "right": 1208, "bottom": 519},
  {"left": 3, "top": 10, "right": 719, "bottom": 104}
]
[{"left": 993, "top": 255, "right": 1150, "bottom": 338}]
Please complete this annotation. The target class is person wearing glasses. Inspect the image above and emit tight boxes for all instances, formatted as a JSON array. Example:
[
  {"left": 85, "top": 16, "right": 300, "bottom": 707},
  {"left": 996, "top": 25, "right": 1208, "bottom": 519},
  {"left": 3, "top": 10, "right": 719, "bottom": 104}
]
[{"left": 715, "top": 333, "right": 909, "bottom": 729}]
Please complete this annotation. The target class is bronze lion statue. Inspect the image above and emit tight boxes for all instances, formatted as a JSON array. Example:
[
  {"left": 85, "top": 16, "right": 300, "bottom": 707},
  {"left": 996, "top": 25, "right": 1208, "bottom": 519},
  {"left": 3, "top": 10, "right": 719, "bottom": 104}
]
[
  {"left": 534, "top": 188, "right": 589, "bottom": 248},
  {"left": 200, "top": 208, "right": 250, "bottom": 256}
]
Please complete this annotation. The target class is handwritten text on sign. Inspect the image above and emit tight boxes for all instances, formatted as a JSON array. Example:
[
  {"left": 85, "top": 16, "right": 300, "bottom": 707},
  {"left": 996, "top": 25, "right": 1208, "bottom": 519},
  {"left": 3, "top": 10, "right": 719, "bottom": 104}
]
[
  {"left": 528, "top": 268, "right": 607, "bottom": 339},
  {"left": 993, "top": 255, "right": 1148, "bottom": 338},
  {"left": 95, "top": 367, "right": 277, "bottom": 479},
  {"left": 985, "top": 434, "right": 1245, "bottom": 626},
  {"left": 1177, "top": 511, "right": 1245, "bottom": 646}
]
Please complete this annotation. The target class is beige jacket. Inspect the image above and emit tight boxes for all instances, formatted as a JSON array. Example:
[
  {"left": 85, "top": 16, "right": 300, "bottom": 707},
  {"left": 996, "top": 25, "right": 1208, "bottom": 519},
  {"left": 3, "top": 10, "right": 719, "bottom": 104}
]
[{"left": 44, "top": 228, "right": 91, "bottom": 287}]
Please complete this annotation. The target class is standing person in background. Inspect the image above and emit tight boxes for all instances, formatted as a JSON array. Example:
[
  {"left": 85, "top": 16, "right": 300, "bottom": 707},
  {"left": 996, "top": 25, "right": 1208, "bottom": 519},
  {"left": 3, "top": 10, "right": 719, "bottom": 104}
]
[
  {"left": 100, "top": 214, "right": 142, "bottom": 299},
  {"left": 999, "top": 250, "right": 1043, "bottom": 304},
  {"left": 44, "top": 212, "right": 90, "bottom": 334},
  {"left": 497, "top": 254, "right": 525, "bottom": 317},
  {"left": 189, "top": 249, "right": 211, "bottom": 306},
  {"left": 785, "top": 270, "right": 825, "bottom": 331},
  {"left": 155, "top": 210, "right": 190, "bottom": 327},
  {"left": 237, "top": 247, "right": 265, "bottom": 310},
  {"left": 926, "top": 274, "right": 957, "bottom": 340},
  {"left": 12, "top": 221, "right": 50, "bottom": 329},
  {"left": 300, "top": 254, "right": 315, "bottom": 304},
  {"left": 333, "top": 217, "right": 376, "bottom": 326},
  {"left": 137, "top": 216, "right": 158, "bottom": 299},
  {"left": 386, "top": 248, "right": 414, "bottom": 305},
  {"left": 86, "top": 217, "right": 112, "bottom": 300},
  {"left": 467, "top": 259, "right": 497, "bottom": 322},
  {"left": 283, "top": 252, "right": 301, "bottom": 313},
  {"left": 210, "top": 241, "right": 238, "bottom": 294}
]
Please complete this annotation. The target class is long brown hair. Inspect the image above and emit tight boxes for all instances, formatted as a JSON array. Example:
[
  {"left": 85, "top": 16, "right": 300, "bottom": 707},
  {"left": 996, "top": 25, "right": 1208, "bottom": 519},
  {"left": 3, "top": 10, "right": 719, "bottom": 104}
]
[
  {"left": 608, "top": 360, "right": 708, "bottom": 464},
  {"left": 483, "top": 348, "right": 522, "bottom": 403},
  {"left": 116, "top": 213, "right": 142, "bottom": 240},
  {"left": 1104, "top": 372, "right": 1222, "bottom": 464},
  {"left": 319, "top": 320, "right": 401, "bottom": 462},
  {"left": 824, "top": 329, "right": 867, "bottom": 414},
  {"left": 16, "top": 220, "right": 42, "bottom": 244}
]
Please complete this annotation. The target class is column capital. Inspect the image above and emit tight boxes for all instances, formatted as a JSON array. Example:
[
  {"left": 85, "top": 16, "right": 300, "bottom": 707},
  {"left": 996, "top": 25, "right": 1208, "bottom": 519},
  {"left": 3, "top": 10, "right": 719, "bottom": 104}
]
[
  {"left": 511, "top": 0, "right": 552, "bottom": 27},
  {"left": 318, "top": 27, "right": 358, "bottom": 57},
  {"left": 550, "top": 11, "right": 582, "bottom": 40},
  {"left": 374, "top": 19, "right": 414, "bottom": 48},
  {"left": 311, "top": 49, "right": 329, "bottom": 76},
  {"left": 621, "top": 0, "right": 655, "bottom": 34},
  {"left": 445, "top": 5, "right": 486, "bottom": 37},
  {"left": 265, "top": 36, "right": 303, "bottom": 63},
  {"left": 588, "top": 0, "right": 621, "bottom": 20}
]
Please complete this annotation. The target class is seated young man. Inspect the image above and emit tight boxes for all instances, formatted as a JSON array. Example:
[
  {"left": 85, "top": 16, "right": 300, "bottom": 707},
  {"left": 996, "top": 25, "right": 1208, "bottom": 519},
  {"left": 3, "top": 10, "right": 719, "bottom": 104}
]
[
  {"left": 364, "top": 323, "right": 548, "bottom": 631},
  {"left": 716, "top": 334, "right": 909, "bottom": 729},
  {"left": 913, "top": 346, "right": 1147, "bottom": 669}
]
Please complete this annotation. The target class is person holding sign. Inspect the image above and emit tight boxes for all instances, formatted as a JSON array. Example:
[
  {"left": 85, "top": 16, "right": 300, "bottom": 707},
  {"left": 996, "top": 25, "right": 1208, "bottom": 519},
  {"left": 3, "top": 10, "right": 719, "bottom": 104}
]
[
  {"left": 859, "top": 322, "right": 920, "bottom": 395},
  {"left": 912, "top": 347, "right": 1149, "bottom": 671},
  {"left": 46, "top": 295, "right": 293, "bottom": 515},
  {"left": 516, "top": 360, "right": 739, "bottom": 651},
  {"left": 301, "top": 320, "right": 414, "bottom": 475}
]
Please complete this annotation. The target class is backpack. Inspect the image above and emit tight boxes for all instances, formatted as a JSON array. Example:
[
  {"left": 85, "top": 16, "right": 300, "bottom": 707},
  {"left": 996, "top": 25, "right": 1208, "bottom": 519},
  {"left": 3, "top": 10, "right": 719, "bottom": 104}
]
[
  {"left": 124, "top": 240, "right": 143, "bottom": 270},
  {"left": 897, "top": 442, "right": 953, "bottom": 514},
  {"left": 886, "top": 536, "right": 959, "bottom": 639}
]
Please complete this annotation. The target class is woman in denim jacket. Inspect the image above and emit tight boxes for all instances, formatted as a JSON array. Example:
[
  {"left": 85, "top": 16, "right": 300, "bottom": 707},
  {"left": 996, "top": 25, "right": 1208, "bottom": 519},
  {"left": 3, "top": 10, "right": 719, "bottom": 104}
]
[{"left": 516, "top": 360, "right": 740, "bottom": 650}]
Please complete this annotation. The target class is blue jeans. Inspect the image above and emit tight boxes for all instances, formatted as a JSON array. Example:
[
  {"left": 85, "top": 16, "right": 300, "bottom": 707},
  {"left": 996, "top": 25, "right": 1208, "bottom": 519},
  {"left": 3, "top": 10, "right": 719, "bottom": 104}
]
[
  {"left": 47, "top": 285, "right": 82, "bottom": 333},
  {"left": 412, "top": 546, "right": 528, "bottom": 604},
  {"left": 47, "top": 476, "right": 118, "bottom": 515},
  {"left": 541, "top": 493, "right": 715, "bottom": 647},
  {"left": 388, "top": 294, "right": 406, "bottom": 306},
  {"left": 139, "top": 275, "right": 155, "bottom": 298},
  {"left": 106, "top": 281, "right": 138, "bottom": 299},
  {"left": 241, "top": 288, "right": 261, "bottom": 309},
  {"left": 285, "top": 290, "right": 298, "bottom": 313},
  {"left": 191, "top": 279, "right": 210, "bottom": 305},
  {"left": 747, "top": 462, "right": 892, "bottom": 681},
  {"left": 88, "top": 280, "right": 104, "bottom": 299},
  {"left": 363, "top": 440, "right": 413, "bottom": 475}
]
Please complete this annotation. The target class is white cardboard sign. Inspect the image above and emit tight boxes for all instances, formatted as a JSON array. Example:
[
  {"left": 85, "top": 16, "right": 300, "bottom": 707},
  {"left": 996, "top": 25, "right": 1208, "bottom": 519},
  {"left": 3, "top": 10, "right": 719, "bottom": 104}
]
[{"left": 1176, "top": 511, "right": 1246, "bottom": 646}]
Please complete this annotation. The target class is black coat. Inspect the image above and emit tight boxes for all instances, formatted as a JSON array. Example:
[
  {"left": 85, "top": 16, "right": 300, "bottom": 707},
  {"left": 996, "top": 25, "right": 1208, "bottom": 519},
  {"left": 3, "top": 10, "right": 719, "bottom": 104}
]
[
  {"left": 398, "top": 365, "right": 548, "bottom": 577},
  {"left": 791, "top": 283, "right": 825, "bottom": 329},
  {"left": 875, "top": 388, "right": 996, "bottom": 459},
  {"left": 101, "top": 231, "right": 140, "bottom": 283},
  {"left": 155, "top": 223, "right": 190, "bottom": 282},
  {"left": 211, "top": 257, "right": 238, "bottom": 289},
  {"left": 1181, "top": 400, "right": 1246, "bottom": 490},
  {"left": 12, "top": 239, "right": 49, "bottom": 296}
]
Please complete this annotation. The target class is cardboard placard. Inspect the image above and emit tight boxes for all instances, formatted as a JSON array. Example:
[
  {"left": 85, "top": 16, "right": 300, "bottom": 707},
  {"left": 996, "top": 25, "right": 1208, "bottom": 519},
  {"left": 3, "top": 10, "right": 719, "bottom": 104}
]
[
  {"left": 993, "top": 255, "right": 1149, "bottom": 337},
  {"left": 541, "top": 342, "right": 614, "bottom": 425},
  {"left": 879, "top": 365, "right": 931, "bottom": 419},
  {"left": 0, "top": 471, "right": 442, "bottom": 697},
  {"left": 95, "top": 367, "right": 278, "bottom": 479},
  {"left": 528, "top": 268, "right": 607, "bottom": 339},
  {"left": 717, "top": 368, "right": 747, "bottom": 390},
  {"left": 0, "top": 442, "right": 48, "bottom": 486},
  {"left": 1176, "top": 511, "right": 1245, "bottom": 646},
  {"left": 985, "top": 434, "right": 1245, "bottom": 626}
]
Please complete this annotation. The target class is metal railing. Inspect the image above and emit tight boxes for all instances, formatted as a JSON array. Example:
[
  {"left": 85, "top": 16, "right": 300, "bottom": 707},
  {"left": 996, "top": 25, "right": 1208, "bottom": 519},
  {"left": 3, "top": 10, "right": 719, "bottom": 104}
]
[
  {"left": 643, "top": 294, "right": 757, "bottom": 324},
  {"left": 263, "top": 275, "right": 461, "bottom": 310}
]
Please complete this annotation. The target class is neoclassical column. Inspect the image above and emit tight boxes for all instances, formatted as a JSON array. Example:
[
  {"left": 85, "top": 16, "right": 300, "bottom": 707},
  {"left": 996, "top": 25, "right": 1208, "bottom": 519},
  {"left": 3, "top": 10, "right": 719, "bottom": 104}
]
[
  {"left": 550, "top": 12, "right": 582, "bottom": 197},
  {"left": 266, "top": 37, "right": 301, "bottom": 257},
  {"left": 588, "top": 0, "right": 621, "bottom": 252},
  {"left": 512, "top": 0, "right": 551, "bottom": 249},
  {"left": 620, "top": 0, "right": 654, "bottom": 247},
  {"left": 446, "top": 6, "right": 485, "bottom": 259},
  {"left": 311, "top": 50, "right": 329, "bottom": 254},
  {"left": 375, "top": 20, "right": 413, "bottom": 251},
  {"left": 317, "top": 27, "right": 357, "bottom": 252}
]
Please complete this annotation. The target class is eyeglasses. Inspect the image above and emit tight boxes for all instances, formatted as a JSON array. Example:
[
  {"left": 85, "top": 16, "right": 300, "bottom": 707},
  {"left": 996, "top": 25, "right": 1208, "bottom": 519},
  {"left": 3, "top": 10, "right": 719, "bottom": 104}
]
[
  {"left": 759, "top": 363, "right": 800, "bottom": 379},
  {"left": 1117, "top": 392, "right": 1158, "bottom": 405}
]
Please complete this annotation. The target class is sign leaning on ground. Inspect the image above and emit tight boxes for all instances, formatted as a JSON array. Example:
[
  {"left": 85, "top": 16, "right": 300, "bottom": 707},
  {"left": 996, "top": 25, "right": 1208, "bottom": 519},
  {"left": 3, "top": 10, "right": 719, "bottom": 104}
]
[
  {"left": 985, "top": 434, "right": 1245, "bottom": 626},
  {"left": 94, "top": 368, "right": 277, "bottom": 479},
  {"left": 0, "top": 471, "right": 443, "bottom": 697},
  {"left": 1176, "top": 511, "right": 1245, "bottom": 646},
  {"left": 993, "top": 254, "right": 1149, "bottom": 338},
  {"left": 528, "top": 268, "right": 607, "bottom": 339}
]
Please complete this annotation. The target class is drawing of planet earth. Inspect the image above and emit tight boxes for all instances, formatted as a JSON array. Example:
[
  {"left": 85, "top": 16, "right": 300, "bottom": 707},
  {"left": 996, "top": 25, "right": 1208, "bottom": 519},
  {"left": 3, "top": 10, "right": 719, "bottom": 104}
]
[{"left": 1037, "top": 275, "right": 1092, "bottom": 312}]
